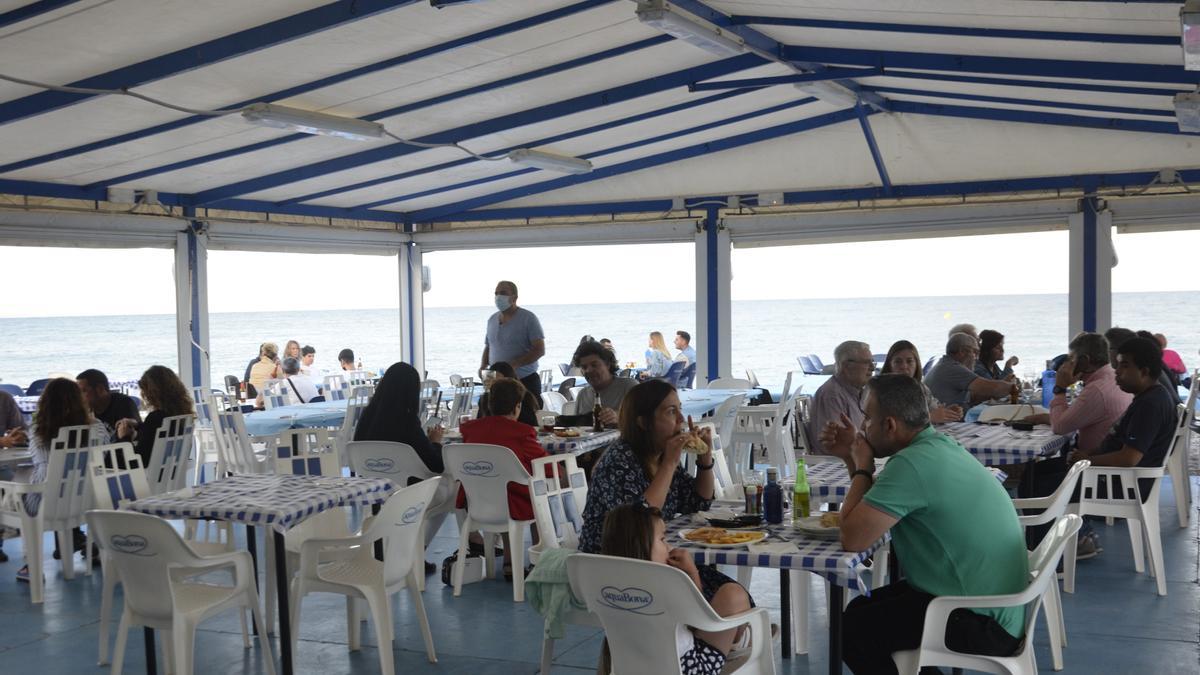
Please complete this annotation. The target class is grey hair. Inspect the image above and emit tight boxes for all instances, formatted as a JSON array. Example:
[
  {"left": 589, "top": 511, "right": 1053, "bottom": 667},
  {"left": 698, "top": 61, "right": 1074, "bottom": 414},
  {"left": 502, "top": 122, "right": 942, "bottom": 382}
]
[
  {"left": 1068, "top": 332, "right": 1109, "bottom": 365},
  {"left": 948, "top": 323, "right": 976, "bottom": 338},
  {"left": 867, "top": 375, "right": 931, "bottom": 429},
  {"left": 946, "top": 332, "right": 978, "bottom": 356},
  {"left": 281, "top": 357, "right": 301, "bottom": 375},
  {"left": 834, "top": 340, "right": 870, "bottom": 372}
]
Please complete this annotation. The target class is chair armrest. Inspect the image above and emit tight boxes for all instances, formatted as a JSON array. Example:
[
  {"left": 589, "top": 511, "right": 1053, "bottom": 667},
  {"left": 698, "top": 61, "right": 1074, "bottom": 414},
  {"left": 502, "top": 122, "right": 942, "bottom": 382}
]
[
  {"left": 1086, "top": 465, "right": 1165, "bottom": 479},
  {"left": 0, "top": 480, "right": 44, "bottom": 513},
  {"left": 169, "top": 549, "right": 251, "bottom": 582},
  {"left": 917, "top": 586, "right": 1040, "bottom": 652},
  {"left": 1010, "top": 496, "right": 1054, "bottom": 511}
]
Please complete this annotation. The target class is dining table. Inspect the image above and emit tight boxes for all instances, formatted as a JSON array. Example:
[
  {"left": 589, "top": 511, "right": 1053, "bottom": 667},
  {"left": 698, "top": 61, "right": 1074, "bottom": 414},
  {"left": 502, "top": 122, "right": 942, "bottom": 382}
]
[
  {"left": 0, "top": 447, "right": 32, "bottom": 469},
  {"left": 444, "top": 427, "right": 620, "bottom": 455},
  {"left": 677, "top": 388, "right": 761, "bottom": 417},
  {"left": 667, "top": 516, "right": 888, "bottom": 675},
  {"left": 802, "top": 458, "right": 1008, "bottom": 506},
  {"left": 126, "top": 473, "right": 394, "bottom": 675},
  {"left": 937, "top": 421, "right": 1069, "bottom": 466},
  {"left": 243, "top": 399, "right": 349, "bottom": 436}
]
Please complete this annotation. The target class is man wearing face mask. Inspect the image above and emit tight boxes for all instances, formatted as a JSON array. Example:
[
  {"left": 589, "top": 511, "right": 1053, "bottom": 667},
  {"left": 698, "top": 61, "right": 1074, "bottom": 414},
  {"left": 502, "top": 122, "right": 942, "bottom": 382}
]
[{"left": 482, "top": 280, "right": 547, "bottom": 405}]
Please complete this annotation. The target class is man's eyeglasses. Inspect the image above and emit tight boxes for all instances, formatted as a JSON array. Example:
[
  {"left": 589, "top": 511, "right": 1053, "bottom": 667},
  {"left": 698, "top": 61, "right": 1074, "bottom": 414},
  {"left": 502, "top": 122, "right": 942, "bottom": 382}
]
[{"left": 844, "top": 358, "right": 874, "bottom": 367}]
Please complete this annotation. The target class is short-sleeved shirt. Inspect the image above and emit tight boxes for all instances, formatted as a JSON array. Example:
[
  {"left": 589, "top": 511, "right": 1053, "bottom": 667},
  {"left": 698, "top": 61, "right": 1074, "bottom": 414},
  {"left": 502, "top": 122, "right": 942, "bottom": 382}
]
[
  {"left": 573, "top": 377, "right": 638, "bottom": 416},
  {"left": 1096, "top": 383, "right": 1177, "bottom": 496},
  {"left": 579, "top": 441, "right": 712, "bottom": 554},
  {"left": 807, "top": 375, "right": 865, "bottom": 454},
  {"left": 924, "top": 356, "right": 979, "bottom": 409},
  {"left": 485, "top": 307, "right": 545, "bottom": 379},
  {"left": 678, "top": 345, "right": 697, "bottom": 365},
  {"left": 865, "top": 426, "right": 1029, "bottom": 638}
]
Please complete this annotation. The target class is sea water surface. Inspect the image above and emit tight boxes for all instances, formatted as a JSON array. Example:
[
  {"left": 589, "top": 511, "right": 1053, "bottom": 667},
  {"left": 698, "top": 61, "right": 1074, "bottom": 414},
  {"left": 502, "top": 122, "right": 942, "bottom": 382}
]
[{"left": 0, "top": 291, "right": 1194, "bottom": 394}]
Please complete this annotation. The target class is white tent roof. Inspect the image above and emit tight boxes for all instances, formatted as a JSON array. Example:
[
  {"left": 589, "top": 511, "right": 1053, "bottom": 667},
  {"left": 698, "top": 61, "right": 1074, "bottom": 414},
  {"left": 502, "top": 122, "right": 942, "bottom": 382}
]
[{"left": 0, "top": 0, "right": 1197, "bottom": 229}]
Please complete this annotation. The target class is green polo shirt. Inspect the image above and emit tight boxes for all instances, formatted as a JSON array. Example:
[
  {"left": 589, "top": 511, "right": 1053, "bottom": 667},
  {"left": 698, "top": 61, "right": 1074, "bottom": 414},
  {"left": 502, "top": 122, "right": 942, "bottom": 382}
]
[{"left": 865, "top": 426, "right": 1028, "bottom": 638}]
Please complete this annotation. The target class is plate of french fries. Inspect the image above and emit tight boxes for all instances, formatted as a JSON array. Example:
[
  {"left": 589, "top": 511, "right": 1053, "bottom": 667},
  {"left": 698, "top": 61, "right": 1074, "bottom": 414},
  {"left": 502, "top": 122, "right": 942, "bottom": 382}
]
[{"left": 679, "top": 527, "right": 768, "bottom": 548}]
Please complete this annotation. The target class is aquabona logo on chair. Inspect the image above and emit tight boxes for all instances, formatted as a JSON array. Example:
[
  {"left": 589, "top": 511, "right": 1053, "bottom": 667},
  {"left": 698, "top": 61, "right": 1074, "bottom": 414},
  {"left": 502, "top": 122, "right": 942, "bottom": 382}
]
[
  {"left": 461, "top": 460, "right": 497, "bottom": 477},
  {"left": 598, "top": 586, "right": 663, "bottom": 615},
  {"left": 364, "top": 457, "right": 397, "bottom": 473},
  {"left": 401, "top": 502, "right": 425, "bottom": 525},
  {"left": 109, "top": 534, "right": 153, "bottom": 556}
]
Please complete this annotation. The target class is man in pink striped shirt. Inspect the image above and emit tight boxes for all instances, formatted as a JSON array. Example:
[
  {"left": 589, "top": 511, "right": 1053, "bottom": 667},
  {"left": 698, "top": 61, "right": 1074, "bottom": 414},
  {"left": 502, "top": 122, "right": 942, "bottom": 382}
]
[{"left": 1026, "top": 332, "right": 1132, "bottom": 453}]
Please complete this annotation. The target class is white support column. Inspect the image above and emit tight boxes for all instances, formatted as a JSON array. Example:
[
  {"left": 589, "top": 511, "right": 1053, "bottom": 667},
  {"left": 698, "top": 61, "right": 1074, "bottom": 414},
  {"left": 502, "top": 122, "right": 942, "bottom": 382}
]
[
  {"left": 174, "top": 224, "right": 210, "bottom": 391},
  {"left": 694, "top": 208, "right": 732, "bottom": 383},
  {"left": 1068, "top": 198, "right": 1113, "bottom": 340},
  {"left": 399, "top": 242, "right": 426, "bottom": 376}
]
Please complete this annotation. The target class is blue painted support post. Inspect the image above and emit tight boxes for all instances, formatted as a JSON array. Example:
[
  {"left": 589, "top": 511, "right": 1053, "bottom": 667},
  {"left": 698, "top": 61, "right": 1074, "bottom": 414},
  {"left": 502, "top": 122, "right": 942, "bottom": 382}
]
[
  {"left": 1068, "top": 191, "right": 1112, "bottom": 339},
  {"left": 855, "top": 101, "right": 892, "bottom": 195},
  {"left": 398, "top": 231, "right": 425, "bottom": 376},
  {"left": 695, "top": 206, "right": 731, "bottom": 383},
  {"left": 174, "top": 210, "right": 209, "bottom": 390}
]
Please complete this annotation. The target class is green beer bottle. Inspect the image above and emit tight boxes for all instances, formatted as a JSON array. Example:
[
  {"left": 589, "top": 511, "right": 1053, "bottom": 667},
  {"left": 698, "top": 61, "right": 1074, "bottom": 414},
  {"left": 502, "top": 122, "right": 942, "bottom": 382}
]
[{"left": 793, "top": 458, "right": 811, "bottom": 521}]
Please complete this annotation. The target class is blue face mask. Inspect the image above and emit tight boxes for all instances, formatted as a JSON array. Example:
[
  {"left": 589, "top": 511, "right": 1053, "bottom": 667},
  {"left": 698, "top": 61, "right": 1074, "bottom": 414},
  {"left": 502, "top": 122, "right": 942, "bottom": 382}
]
[{"left": 494, "top": 294, "right": 512, "bottom": 311}]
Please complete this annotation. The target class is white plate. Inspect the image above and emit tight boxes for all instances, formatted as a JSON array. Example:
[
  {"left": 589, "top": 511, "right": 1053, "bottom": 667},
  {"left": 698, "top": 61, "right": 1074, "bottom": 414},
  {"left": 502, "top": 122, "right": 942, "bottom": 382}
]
[
  {"left": 678, "top": 528, "right": 768, "bottom": 548},
  {"left": 793, "top": 515, "right": 840, "bottom": 539}
]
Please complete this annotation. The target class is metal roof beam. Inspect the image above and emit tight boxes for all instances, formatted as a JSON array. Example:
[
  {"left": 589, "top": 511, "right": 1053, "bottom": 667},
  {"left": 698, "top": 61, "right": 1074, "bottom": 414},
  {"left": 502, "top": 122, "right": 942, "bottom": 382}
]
[
  {"left": 874, "top": 70, "right": 1190, "bottom": 98},
  {"left": 0, "top": 0, "right": 421, "bottom": 128},
  {"left": 0, "top": 0, "right": 608, "bottom": 175},
  {"left": 187, "top": 52, "right": 766, "bottom": 205},
  {"left": 0, "top": 0, "right": 83, "bottom": 31},
  {"left": 855, "top": 101, "right": 892, "bottom": 195},
  {"left": 866, "top": 86, "right": 1179, "bottom": 120},
  {"left": 889, "top": 99, "right": 1187, "bottom": 135},
  {"left": 356, "top": 95, "right": 816, "bottom": 210},
  {"left": 779, "top": 45, "right": 1200, "bottom": 85},
  {"left": 728, "top": 15, "right": 1178, "bottom": 46},
  {"left": 650, "top": 0, "right": 889, "bottom": 111},
  {"left": 410, "top": 107, "right": 865, "bottom": 223},
  {"left": 689, "top": 68, "right": 880, "bottom": 91}
]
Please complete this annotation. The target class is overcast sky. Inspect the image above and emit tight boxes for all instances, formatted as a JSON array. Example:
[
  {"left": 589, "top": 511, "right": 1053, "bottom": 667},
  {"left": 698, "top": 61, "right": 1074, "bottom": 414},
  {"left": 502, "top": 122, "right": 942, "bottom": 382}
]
[{"left": 0, "top": 228, "right": 1196, "bottom": 318}]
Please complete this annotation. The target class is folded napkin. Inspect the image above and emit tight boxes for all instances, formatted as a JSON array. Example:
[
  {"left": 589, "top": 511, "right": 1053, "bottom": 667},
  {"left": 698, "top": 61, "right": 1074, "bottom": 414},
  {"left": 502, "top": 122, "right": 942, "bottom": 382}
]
[
  {"left": 747, "top": 540, "right": 801, "bottom": 555},
  {"left": 696, "top": 508, "right": 739, "bottom": 521}
]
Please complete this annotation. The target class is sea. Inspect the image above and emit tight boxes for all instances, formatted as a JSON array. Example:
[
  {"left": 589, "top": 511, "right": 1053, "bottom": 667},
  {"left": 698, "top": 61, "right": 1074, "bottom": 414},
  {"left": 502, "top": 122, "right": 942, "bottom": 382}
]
[{"left": 0, "top": 291, "right": 1195, "bottom": 394}]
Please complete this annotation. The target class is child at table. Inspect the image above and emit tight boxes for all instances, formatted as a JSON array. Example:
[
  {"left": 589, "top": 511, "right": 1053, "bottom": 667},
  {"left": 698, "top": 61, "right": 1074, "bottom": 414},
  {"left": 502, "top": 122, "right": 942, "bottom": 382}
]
[{"left": 600, "top": 503, "right": 752, "bottom": 674}]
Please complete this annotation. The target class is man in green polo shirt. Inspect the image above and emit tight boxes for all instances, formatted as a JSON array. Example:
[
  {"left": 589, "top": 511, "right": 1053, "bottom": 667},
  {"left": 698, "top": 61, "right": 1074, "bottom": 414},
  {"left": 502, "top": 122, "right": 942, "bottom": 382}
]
[{"left": 821, "top": 374, "right": 1027, "bottom": 674}]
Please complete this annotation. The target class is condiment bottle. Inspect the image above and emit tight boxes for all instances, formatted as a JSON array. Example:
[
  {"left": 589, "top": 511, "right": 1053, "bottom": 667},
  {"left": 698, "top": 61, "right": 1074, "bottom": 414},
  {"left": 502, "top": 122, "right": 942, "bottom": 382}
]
[{"left": 764, "top": 467, "right": 783, "bottom": 524}]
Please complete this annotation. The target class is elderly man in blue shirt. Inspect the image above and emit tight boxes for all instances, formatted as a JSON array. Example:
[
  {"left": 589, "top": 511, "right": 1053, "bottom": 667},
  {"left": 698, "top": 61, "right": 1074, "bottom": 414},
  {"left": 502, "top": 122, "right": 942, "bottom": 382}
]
[{"left": 481, "top": 280, "right": 547, "bottom": 405}]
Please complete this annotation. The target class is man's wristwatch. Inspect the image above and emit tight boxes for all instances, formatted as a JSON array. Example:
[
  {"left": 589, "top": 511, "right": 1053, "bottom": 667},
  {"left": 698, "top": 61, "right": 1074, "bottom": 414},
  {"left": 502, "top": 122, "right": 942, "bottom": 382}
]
[
  {"left": 1053, "top": 385, "right": 1068, "bottom": 395},
  {"left": 851, "top": 469, "right": 874, "bottom": 485}
]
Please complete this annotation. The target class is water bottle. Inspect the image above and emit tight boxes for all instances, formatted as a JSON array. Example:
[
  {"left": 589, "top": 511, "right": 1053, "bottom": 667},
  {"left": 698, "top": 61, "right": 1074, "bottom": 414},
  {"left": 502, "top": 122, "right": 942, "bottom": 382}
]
[
  {"left": 1041, "top": 369, "right": 1056, "bottom": 408},
  {"left": 792, "top": 458, "right": 811, "bottom": 521},
  {"left": 763, "top": 467, "right": 783, "bottom": 524}
]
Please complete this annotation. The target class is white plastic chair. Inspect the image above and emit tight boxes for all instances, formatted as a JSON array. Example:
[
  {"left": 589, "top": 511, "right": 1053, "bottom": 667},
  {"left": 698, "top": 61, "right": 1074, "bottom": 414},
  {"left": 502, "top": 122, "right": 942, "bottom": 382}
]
[
  {"left": 324, "top": 374, "right": 349, "bottom": 401},
  {"left": 190, "top": 388, "right": 222, "bottom": 485},
  {"left": 540, "top": 390, "right": 567, "bottom": 414},
  {"left": 0, "top": 424, "right": 101, "bottom": 603},
  {"left": 447, "top": 382, "right": 475, "bottom": 427},
  {"left": 709, "top": 393, "right": 746, "bottom": 454},
  {"left": 346, "top": 440, "right": 456, "bottom": 591},
  {"left": 445, "top": 443, "right": 535, "bottom": 602},
  {"left": 693, "top": 423, "right": 738, "bottom": 501},
  {"left": 143, "top": 414, "right": 195, "bottom": 495},
  {"left": 539, "top": 368, "right": 554, "bottom": 391},
  {"left": 978, "top": 404, "right": 1049, "bottom": 424},
  {"left": 333, "top": 386, "right": 372, "bottom": 468},
  {"left": 1012, "top": 459, "right": 1089, "bottom": 670},
  {"left": 85, "top": 510, "right": 275, "bottom": 675},
  {"left": 562, "top": 400, "right": 577, "bottom": 416},
  {"left": 731, "top": 372, "right": 800, "bottom": 478},
  {"left": 290, "top": 478, "right": 440, "bottom": 674},
  {"left": 419, "top": 383, "right": 441, "bottom": 424},
  {"left": 1165, "top": 401, "right": 1194, "bottom": 528},
  {"left": 568, "top": 553, "right": 776, "bottom": 675},
  {"left": 891, "top": 513, "right": 1083, "bottom": 675},
  {"left": 706, "top": 377, "right": 751, "bottom": 389},
  {"left": 211, "top": 406, "right": 270, "bottom": 476},
  {"left": 87, "top": 443, "right": 246, "bottom": 666},
  {"left": 262, "top": 382, "right": 289, "bottom": 410}
]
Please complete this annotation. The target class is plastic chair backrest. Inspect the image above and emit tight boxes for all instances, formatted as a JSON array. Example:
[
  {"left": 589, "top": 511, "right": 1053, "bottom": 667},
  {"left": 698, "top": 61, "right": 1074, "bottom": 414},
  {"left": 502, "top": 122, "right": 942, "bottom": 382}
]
[
  {"left": 568, "top": 554, "right": 729, "bottom": 675},
  {"left": 558, "top": 363, "right": 571, "bottom": 376},
  {"left": 745, "top": 369, "right": 760, "bottom": 388},
  {"left": 777, "top": 370, "right": 795, "bottom": 406},
  {"left": 449, "top": 374, "right": 464, "bottom": 387},
  {"left": 557, "top": 378, "right": 576, "bottom": 400},
  {"left": 541, "top": 391, "right": 566, "bottom": 414},
  {"left": 88, "top": 443, "right": 151, "bottom": 509},
  {"left": 213, "top": 407, "right": 260, "bottom": 475},
  {"left": 540, "top": 369, "right": 553, "bottom": 390},
  {"left": 39, "top": 424, "right": 101, "bottom": 521},
  {"left": 337, "top": 387, "right": 372, "bottom": 445},
  {"left": 346, "top": 440, "right": 438, "bottom": 488},
  {"left": 419, "top": 384, "right": 441, "bottom": 422},
  {"left": 262, "top": 382, "right": 288, "bottom": 410},
  {"left": 346, "top": 370, "right": 373, "bottom": 386},
  {"left": 529, "top": 454, "right": 588, "bottom": 550},
  {"left": 798, "top": 355, "right": 819, "bottom": 375},
  {"left": 447, "top": 384, "right": 474, "bottom": 425},
  {"left": 706, "top": 378, "right": 751, "bottom": 390},
  {"left": 1020, "top": 514, "right": 1084, "bottom": 637},
  {"left": 695, "top": 422, "right": 736, "bottom": 500},
  {"left": 323, "top": 375, "right": 348, "bottom": 401},
  {"left": 0, "top": 383, "right": 22, "bottom": 396},
  {"left": 661, "top": 361, "right": 684, "bottom": 385},
  {"left": 25, "top": 378, "right": 50, "bottom": 396},
  {"left": 680, "top": 363, "right": 696, "bottom": 389},
  {"left": 445, "top": 443, "right": 533, "bottom": 527},
  {"left": 809, "top": 354, "right": 826, "bottom": 370},
  {"left": 191, "top": 388, "right": 215, "bottom": 427},
  {"left": 144, "top": 414, "right": 195, "bottom": 494},
  {"left": 1016, "top": 460, "right": 1089, "bottom": 528},
  {"left": 223, "top": 374, "right": 240, "bottom": 397},
  {"left": 364, "top": 477, "right": 441, "bottom": 588},
  {"left": 274, "top": 428, "right": 339, "bottom": 476},
  {"left": 710, "top": 393, "right": 745, "bottom": 451},
  {"left": 86, "top": 510, "right": 197, "bottom": 622},
  {"left": 562, "top": 400, "right": 577, "bottom": 415}
]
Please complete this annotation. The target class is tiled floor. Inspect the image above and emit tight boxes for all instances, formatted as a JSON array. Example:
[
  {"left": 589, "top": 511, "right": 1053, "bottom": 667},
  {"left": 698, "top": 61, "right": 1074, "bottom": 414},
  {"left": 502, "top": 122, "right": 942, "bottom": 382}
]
[{"left": 0, "top": 478, "right": 1196, "bottom": 674}]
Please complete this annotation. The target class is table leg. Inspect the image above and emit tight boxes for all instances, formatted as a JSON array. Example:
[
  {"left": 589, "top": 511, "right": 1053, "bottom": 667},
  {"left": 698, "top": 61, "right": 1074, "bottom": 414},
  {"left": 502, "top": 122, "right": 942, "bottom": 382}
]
[
  {"left": 779, "top": 569, "right": 791, "bottom": 658},
  {"left": 143, "top": 627, "right": 157, "bottom": 675},
  {"left": 246, "top": 525, "right": 259, "bottom": 637},
  {"left": 828, "top": 585, "right": 844, "bottom": 675},
  {"left": 273, "top": 530, "right": 294, "bottom": 675}
]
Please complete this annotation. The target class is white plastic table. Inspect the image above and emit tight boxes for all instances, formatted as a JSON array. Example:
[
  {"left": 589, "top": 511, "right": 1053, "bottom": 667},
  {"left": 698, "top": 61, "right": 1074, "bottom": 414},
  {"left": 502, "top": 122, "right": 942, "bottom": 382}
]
[{"left": 127, "top": 474, "right": 394, "bottom": 675}]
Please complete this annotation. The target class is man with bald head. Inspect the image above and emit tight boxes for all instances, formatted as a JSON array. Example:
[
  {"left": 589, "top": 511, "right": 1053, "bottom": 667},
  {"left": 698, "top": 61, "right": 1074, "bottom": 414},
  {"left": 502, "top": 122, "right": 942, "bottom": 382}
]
[
  {"left": 482, "top": 280, "right": 546, "bottom": 404},
  {"left": 925, "top": 332, "right": 1016, "bottom": 409}
]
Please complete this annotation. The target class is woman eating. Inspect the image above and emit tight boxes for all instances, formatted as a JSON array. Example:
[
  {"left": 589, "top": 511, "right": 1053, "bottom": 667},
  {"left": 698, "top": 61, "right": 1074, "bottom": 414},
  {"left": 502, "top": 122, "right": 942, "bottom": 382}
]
[
  {"left": 114, "top": 365, "right": 194, "bottom": 467},
  {"left": 975, "top": 329, "right": 1019, "bottom": 381},
  {"left": 881, "top": 340, "right": 964, "bottom": 423}
]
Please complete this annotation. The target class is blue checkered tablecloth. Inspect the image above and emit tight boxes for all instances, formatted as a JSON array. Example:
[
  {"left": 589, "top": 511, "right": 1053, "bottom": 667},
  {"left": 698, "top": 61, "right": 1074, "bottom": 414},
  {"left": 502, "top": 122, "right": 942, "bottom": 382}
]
[
  {"left": 14, "top": 396, "right": 38, "bottom": 414},
  {"left": 665, "top": 518, "right": 887, "bottom": 592},
  {"left": 538, "top": 429, "right": 619, "bottom": 454},
  {"left": 802, "top": 459, "right": 1008, "bottom": 504},
  {"left": 244, "top": 399, "right": 350, "bottom": 436},
  {"left": 126, "top": 474, "right": 394, "bottom": 532},
  {"left": 937, "top": 422, "right": 1068, "bottom": 465}
]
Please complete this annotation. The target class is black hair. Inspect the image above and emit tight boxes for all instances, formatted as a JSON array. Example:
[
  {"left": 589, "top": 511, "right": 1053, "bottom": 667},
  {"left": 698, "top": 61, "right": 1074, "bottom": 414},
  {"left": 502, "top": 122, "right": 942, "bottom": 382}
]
[
  {"left": 338, "top": 348, "right": 354, "bottom": 364},
  {"left": 675, "top": 330, "right": 691, "bottom": 344},
  {"left": 300, "top": 345, "right": 315, "bottom": 356},
  {"left": 1117, "top": 337, "right": 1163, "bottom": 379},
  {"left": 76, "top": 369, "right": 109, "bottom": 390},
  {"left": 572, "top": 339, "right": 619, "bottom": 375}
]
